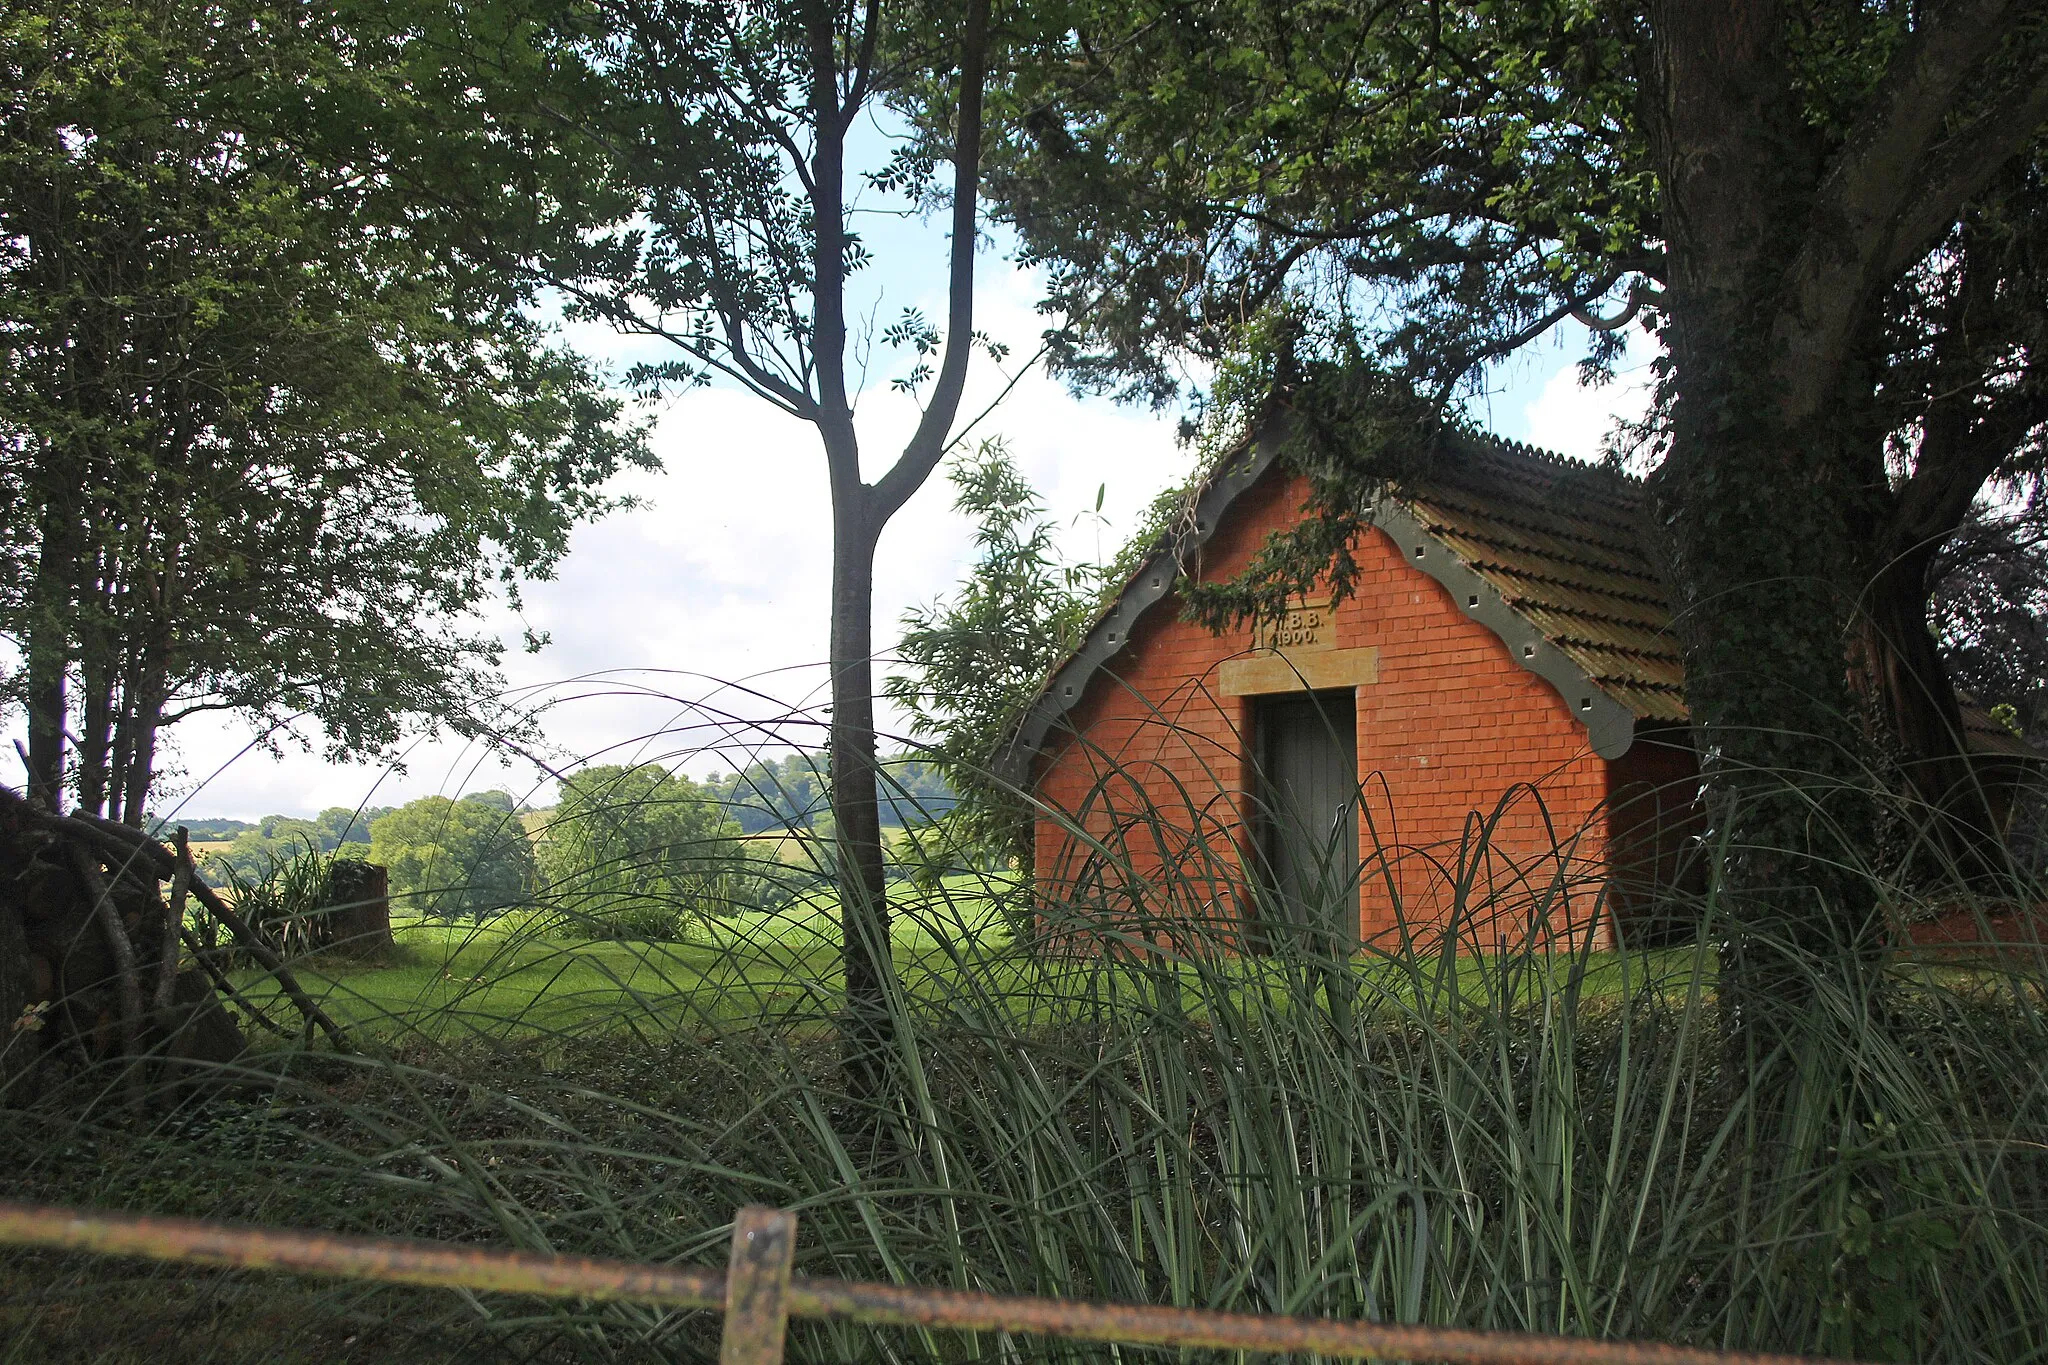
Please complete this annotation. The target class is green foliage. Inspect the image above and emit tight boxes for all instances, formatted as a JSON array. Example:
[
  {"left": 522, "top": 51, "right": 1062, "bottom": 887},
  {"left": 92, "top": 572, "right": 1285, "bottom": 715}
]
[
  {"left": 697, "top": 755, "right": 832, "bottom": 836},
  {"left": 207, "top": 838, "right": 344, "bottom": 963},
  {"left": 0, "top": 0, "right": 655, "bottom": 818},
  {"left": 539, "top": 764, "right": 753, "bottom": 940},
  {"left": 886, "top": 442, "right": 1103, "bottom": 874},
  {"left": 1178, "top": 324, "right": 1454, "bottom": 635},
  {"left": 1934, "top": 506, "right": 2048, "bottom": 741},
  {"left": 209, "top": 806, "right": 393, "bottom": 884},
  {"left": 984, "top": 1, "right": 2048, "bottom": 981},
  {"left": 369, "top": 795, "right": 537, "bottom": 922},
  {"left": 984, "top": 0, "right": 1652, "bottom": 406},
  {"left": 876, "top": 758, "right": 956, "bottom": 831},
  {"left": 160, "top": 818, "right": 252, "bottom": 842},
  {"left": 697, "top": 753, "right": 953, "bottom": 834},
  {"left": 15, "top": 771, "right": 2048, "bottom": 1362},
  {"left": 373, "top": 0, "right": 1017, "bottom": 1035}
]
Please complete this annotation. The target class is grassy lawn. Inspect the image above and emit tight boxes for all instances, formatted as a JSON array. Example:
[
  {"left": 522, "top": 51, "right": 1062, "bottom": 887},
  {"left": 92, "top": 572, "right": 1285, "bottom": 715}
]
[
  {"left": 234, "top": 878, "right": 1713, "bottom": 1045},
  {"left": 232, "top": 877, "right": 1028, "bottom": 1041},
  {"left": 11, "top": 888, "right": 2041, "bottom": 1364}
]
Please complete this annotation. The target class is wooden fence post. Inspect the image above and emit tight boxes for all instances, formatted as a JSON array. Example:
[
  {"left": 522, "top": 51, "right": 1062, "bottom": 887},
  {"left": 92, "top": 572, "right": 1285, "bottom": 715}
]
[{"left": 720, "top": 1205, "right": 797, "bottom": 1365}]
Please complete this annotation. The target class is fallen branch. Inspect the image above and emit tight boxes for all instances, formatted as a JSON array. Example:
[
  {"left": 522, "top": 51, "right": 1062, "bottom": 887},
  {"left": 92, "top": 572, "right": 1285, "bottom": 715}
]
[
  {"left": 58, "top": 811, "right": 176, "bottom": 878},
  {"left": 68, "top": 844, "right": 144, "bottom": 1082},
  {"left": 185, "top": 874, "right": 350, "bottom": 1053},
  {"left": 8, "top": 796, "right": 348, "bottom": 1054},
  {"left": 177, "top": 924, "right": 291, "bottom": 1038}
]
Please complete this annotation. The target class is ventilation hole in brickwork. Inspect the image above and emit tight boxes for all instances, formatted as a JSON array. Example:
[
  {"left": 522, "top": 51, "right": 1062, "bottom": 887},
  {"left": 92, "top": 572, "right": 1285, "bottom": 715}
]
[
  {"left": 1579, "top": 697, "right": 1592, "bottom": 710},
  {"left": 1413, "top": 545, "right": 1427, "bottom": 558},
  {"left": 1467, "top": 594, "right": 1479, "bottom": 608},
  {"left": 1522, "top": 644, "right": 1536, "bottom": 658}
]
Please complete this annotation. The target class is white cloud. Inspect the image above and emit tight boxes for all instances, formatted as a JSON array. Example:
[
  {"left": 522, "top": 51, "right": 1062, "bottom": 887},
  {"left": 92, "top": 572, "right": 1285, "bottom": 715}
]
[{"left": 1520, "top": 359, "right": 1652, "bottom": 465}]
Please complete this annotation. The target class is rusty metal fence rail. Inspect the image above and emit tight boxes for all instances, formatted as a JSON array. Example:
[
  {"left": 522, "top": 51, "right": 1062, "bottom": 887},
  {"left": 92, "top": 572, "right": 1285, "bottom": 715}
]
[{"left": 0, "top": 1200, "right": 1851, "bottom": 1365}]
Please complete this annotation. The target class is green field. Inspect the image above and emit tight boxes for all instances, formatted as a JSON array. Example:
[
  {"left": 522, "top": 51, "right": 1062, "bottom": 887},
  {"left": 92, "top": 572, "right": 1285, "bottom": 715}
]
[
  {"left": 231, "top": 879, "right": 1722, "bottom": 1050},
  {"left": 15, "top": 881, "right": 2044, "bottom": 1365},
  {"left": 232, "top": 879, "right": 1022, "bottom": 1041}
]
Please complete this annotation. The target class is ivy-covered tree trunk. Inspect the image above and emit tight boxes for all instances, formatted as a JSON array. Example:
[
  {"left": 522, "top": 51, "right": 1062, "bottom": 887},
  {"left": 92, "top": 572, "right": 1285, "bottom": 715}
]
[
  {"left": 1644, "top": 0, "right": 2042, "bottom": 1037},
  {"left": 981, "top": 0, "right": 2045, "bottom": 1038},
  {"left": 1644, "top": 3, "right": 1884, "bottom": 1034},
  {"left": 1652, "top": 392, "right": 1881, "bottom": 1005}
]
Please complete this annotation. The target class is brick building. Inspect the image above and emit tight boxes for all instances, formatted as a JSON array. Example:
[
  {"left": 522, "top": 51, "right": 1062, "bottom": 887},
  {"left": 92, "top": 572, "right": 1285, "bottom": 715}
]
[{"left": 1004, "top": 432, "right": 2032, "bottom": 949}]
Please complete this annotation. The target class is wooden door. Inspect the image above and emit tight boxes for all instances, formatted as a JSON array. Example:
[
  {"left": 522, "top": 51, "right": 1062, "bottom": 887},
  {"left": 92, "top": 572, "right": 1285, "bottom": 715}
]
[{"left": 1255, "top": 691, "right": 1360, "bottom": 945}]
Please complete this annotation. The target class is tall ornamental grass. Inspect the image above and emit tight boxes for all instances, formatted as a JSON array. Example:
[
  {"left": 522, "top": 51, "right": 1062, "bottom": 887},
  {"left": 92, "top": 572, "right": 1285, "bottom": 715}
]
[{"left": 7, "top": 725, "right": 2045, "bottom": 1364}]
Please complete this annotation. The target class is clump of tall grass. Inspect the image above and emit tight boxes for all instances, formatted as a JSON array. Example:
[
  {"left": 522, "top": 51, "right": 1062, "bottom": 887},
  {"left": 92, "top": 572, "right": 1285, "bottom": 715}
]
[
  {"left": 8, "top": 715, "right": 2045, "bottom": 1365},
  {"left": 203, "top": 838, "right": 338, "bottom": 963}
]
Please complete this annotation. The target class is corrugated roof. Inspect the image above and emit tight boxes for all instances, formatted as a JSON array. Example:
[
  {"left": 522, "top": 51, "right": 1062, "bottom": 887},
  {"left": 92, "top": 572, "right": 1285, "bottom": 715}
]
[
  {"left": 1962, "top": 708, "right": 2040, "bottom": 760},
  {"left": 1395, "top": 438, "right": 1690, "bottom": 723},
  {"left": 1004, "top": 426, "right": 2036, "bottom": 770}
]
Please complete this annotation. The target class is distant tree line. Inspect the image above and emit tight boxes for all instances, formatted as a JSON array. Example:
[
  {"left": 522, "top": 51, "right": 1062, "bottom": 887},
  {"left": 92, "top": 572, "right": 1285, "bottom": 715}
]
[
  {"left": 160, "top": 817, "right": 258, "bottom": 843},
  {"left": 187, "top": 752, "right": 958, "bottom": 939},
  {"left": 695, "top": 754, "right": 955, "bottom": 836},
  {"left": 198, "top": 807, "right": 392, "bottom": 883}
]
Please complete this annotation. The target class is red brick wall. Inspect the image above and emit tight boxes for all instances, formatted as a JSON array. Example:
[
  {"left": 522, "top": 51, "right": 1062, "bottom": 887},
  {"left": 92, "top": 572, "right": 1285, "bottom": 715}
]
[{"left": 1032, "top": 466, "right": 1613, "bottom": 948}]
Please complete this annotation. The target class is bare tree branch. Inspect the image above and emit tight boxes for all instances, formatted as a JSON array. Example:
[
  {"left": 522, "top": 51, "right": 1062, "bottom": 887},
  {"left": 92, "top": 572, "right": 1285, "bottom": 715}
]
[{"left": 875, "top": 0, "right": 993, "bottom": 523}]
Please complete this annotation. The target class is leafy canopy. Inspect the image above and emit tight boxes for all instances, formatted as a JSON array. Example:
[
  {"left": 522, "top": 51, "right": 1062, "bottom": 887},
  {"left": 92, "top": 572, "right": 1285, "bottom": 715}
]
[
  {"left": 369, "top": 794, "right": 538, "bottom": 920},
  {"left": 886, "top": 441, "right": 1104, "bottom": 868},
  {"left": 0, "top": 0, "right": 655, "bottom": 812},
  {"left": 539, "top": 763, "right": 752, "bottom": 936}
]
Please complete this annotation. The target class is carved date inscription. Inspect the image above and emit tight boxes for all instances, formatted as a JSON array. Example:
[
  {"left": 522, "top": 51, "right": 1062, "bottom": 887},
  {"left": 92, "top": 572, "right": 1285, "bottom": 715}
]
[{"left": 1252, "top": 596, "right": 1334, "bottom": 652}]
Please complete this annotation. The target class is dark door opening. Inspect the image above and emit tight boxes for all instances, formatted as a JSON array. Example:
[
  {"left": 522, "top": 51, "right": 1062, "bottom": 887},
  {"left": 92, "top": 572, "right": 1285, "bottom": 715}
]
[{"left": 1254, "top": 690, "right": 1360, "bottom": 948}]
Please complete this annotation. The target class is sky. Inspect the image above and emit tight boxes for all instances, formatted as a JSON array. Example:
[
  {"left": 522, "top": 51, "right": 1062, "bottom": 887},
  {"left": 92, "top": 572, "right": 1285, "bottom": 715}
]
[{"left": 13, "top": 143, "right": 1654, "bottom": 824}]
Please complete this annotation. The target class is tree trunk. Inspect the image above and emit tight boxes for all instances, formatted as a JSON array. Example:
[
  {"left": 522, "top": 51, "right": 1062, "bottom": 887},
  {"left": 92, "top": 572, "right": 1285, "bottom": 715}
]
[
  {"left": 75, "top": 648, "right": 114, "bottom": 819},
  {"left": 798, "top": 0, "right": 985, "bottom": 1097},
  {"left": 1653, "top": 410, "right": 1882, "bottom": 998},
  {"left": 106, "top": 647, "right": 145, "bottom": 826},
  {"left": 23, "top": 494, "right": 79, "bottom": 808},
  {"left": 827, "top": 461, "right": 893, "bottom": 1094},
  {"left": 1853, "top": 542, "right": 2001, "bottom": 882},
  {"left": 117, "top": 636, "right": 171, "bottom": 829},
  {"left": 0, "top": 894, "right": 35, "bottom": 1099},
  {"left": 1645, "top": 2, "right": 1882, "bottom": 1051}
]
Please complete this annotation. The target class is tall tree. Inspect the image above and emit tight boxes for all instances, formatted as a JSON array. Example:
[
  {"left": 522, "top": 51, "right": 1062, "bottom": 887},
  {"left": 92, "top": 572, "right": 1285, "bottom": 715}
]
[
  {"left": 540, "top": 762, "right": 749, "bottom": 933},
  {"left": 369, "top": 793, "right": 539, "bottom": 920},
  {"left": 396, "top": 0, "right": 1011, "bottom": 1080},
  {"left": 0, "top": 0, "right": 651, "bottom": 821},
  {"left": 984, "top": 1, "right": 2048, "bottom": 1007},
  {"left": 1933, "top": 502, "right": 2048, "bottom": 740}
]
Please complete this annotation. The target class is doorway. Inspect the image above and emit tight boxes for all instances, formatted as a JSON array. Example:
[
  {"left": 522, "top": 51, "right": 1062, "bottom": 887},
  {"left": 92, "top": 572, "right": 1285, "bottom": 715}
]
[{"left": 1253, "top": 690, "right": 1360, "bottom": 946}]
